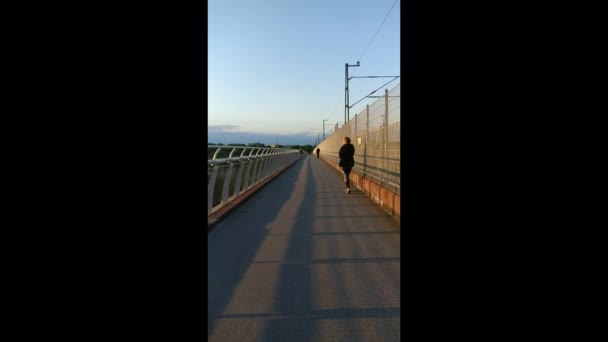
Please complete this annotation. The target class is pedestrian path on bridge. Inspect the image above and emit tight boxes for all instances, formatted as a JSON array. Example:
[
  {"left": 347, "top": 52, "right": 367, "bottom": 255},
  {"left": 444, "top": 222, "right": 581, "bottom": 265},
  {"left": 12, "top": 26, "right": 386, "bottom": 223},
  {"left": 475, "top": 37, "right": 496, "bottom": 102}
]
[{"left": 208, "top": 154, "right": 401, "bottom": 341}]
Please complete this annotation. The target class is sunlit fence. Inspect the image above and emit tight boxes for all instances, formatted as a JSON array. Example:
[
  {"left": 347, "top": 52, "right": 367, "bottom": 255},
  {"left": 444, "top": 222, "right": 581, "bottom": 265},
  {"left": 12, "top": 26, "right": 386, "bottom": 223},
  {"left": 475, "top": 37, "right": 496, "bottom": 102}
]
[
  {"left": 207, "top": 145, "right": 301, "bottom": 215},
  {"left": 317, "top": 83, "right": 400, "bottom": 193}
]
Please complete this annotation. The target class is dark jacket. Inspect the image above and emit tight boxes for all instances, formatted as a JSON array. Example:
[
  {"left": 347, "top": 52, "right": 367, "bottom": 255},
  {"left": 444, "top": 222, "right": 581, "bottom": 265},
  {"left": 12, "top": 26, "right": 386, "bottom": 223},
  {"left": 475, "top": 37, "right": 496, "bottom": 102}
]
[{"left": 339, "top": 143, "right": 355, "bottom": 167}]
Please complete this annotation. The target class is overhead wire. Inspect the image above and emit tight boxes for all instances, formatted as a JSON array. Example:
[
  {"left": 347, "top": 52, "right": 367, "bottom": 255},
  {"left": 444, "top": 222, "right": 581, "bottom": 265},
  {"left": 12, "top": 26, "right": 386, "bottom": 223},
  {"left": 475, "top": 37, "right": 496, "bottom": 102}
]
[
  {"left": 348, "top": 0, "right": 399, "bottom": 115},
  {"left": 356, "top": 0, "right": 399, "bottom": 65},
  {"left": 349, "top": 77, "right": 399, "bottom": 109},
  {"left": 323, "top": 0, "right": 399, "bottom": 136}
]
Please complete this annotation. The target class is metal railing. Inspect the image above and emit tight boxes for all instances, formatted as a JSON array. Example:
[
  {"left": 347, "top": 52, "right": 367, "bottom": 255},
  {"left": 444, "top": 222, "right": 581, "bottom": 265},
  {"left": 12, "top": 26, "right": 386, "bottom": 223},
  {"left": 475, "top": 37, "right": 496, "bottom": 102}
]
[
  {"left": 316, "top": 83, "right": 400, "bottom": 193},
  {"left": 207, "top": 145, "right": 301, "bottom": 215}
]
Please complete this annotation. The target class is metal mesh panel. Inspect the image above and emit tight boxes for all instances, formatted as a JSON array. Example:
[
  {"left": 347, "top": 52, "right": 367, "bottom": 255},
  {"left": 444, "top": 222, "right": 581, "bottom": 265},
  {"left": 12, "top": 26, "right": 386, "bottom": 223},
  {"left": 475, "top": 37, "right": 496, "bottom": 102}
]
[
  {"left": 317, "top": 83, "right": 400, "bottom": 193},
  {"left": 387, "top": 84, "right": 400, "bottom": 126},
  {"left": 212, "top": 166, "right": 229, "bottom": 206}
]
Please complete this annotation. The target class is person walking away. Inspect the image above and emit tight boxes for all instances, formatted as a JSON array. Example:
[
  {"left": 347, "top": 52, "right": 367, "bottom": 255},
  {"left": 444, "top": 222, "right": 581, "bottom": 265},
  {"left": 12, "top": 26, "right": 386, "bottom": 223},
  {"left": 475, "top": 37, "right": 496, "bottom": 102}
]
[
  {"left": 299, "top": 148, "right": 303, "bottom": 158},
  {"left": 339, "top": 137, "right": 355, "bottom": 194},
  {"left": 316, "top": 147, "right": 320, "bottom": 159}
]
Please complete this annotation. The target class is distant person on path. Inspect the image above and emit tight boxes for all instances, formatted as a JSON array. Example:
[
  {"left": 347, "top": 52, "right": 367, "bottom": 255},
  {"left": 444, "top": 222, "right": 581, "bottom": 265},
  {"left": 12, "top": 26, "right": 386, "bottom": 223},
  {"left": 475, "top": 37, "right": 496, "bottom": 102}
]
[
  {"left": 299, "top": 148, "right": 303, "bottom": 157},
  {"left": 316, "top": 147, "right": 320, "bottom": 159},
  {"left": 339, "top": 137, "right": 355, "bottom": 194}
]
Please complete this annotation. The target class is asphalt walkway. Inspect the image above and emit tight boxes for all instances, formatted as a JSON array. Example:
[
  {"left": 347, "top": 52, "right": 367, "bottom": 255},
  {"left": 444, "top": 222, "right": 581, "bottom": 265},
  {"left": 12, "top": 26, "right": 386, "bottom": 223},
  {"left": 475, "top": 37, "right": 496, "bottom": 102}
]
[{"left": 208, "top": 155, "right": 401, "bottom": 341}]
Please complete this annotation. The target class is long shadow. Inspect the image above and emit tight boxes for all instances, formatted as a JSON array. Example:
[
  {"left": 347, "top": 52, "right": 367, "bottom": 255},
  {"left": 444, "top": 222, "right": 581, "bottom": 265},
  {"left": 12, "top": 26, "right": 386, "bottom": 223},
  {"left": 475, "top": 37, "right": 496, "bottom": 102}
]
[
  {"left": 258, "top": 158, "right": 318, "bottom": 341},
  {"left": 207, "top": 159, "right": 308, "bottom": 338},
  {"left": 257, "top": 156, "right": 401, "bottom": 341},
  {"left": 306, "top": 214, "right": 390, "bottom": 218},
  {"left": 215, "top": 307, "right": 401, "bottom": 320},
  {"left": 250, "top": 257, "right": 400, "bottom": 265},
  {"left": 267, "top": 231, "right": 400, "bottom": 236},
  {"left": 314, "top": 204, "right": 379, "bottom": 207},
  {"left": 209, "top": 156, "right": 400, "bottom": 340}
]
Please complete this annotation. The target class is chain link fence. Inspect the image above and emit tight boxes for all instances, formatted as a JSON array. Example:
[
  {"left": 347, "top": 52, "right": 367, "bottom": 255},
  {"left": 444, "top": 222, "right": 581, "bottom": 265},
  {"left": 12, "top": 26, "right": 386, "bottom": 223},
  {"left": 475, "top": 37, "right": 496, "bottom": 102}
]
[{"left": 317, "top": 83, "right": 400, "bottom": 193}]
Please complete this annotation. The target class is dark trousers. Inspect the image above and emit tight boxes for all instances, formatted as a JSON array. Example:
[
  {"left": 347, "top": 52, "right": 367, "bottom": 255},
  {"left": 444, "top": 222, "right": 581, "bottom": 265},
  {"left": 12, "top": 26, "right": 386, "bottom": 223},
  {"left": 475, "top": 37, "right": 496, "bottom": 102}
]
[{"left": 342, "top": 166, "right": 352, "bottom": 188}]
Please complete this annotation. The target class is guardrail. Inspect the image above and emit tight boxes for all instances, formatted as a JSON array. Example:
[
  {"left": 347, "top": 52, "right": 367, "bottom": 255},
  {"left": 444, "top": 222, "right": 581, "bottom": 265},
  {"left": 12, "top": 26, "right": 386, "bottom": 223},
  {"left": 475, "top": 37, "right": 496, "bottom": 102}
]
[{"left": 207, "top": 145, "right": 301, "bottom": 215}]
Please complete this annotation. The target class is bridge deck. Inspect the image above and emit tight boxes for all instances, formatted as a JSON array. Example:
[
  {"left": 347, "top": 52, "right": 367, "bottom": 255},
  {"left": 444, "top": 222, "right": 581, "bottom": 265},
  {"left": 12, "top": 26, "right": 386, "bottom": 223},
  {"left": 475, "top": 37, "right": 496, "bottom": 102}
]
[{"left": 208, "top": 155, "right": 401, "bottom": 341}]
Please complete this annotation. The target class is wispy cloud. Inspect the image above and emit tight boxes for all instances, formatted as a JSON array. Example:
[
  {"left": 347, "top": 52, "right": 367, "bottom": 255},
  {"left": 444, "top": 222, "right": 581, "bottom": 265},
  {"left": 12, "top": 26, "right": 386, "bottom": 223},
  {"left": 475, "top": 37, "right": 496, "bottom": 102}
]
[{"left": 208, "top": 124, "right": 240, "bottom": 131}]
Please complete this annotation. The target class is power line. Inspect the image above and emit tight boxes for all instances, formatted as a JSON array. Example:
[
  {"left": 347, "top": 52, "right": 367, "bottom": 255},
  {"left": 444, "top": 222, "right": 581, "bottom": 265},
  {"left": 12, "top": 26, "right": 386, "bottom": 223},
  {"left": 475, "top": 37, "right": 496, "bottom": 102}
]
[
  {"left": 325, "top": 96, "right": 342, "bottom": 132},
  {"left": 357, "top": 0, "right": 399, "bottom": 63},
  {"left": 346, "top": 0, "right": 399, "bottom": 116},
  {"left": 349, "top": 76, "right": 399, "bottom": 110},
  {"left": 324, "top": 0, "right": 399, "bottom": 133}
]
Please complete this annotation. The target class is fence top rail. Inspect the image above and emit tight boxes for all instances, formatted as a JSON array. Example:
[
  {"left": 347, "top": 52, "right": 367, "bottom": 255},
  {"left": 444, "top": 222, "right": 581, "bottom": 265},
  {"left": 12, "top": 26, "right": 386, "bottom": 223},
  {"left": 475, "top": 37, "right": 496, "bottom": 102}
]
[
  {"left": 208, "top": 145, "right": 297, "bottom": 149},
  {"left": 207, "top": 145, "right": 299, "bottom": 166}
]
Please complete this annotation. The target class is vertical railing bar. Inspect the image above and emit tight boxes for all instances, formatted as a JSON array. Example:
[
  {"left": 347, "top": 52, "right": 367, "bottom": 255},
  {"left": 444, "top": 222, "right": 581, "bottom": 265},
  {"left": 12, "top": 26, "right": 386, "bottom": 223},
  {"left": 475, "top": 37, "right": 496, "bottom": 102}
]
[
  {"left": 208, "top": 166, "right": 220, "bottom": 214},
  {"left": 233, "top": 160, "right": 246, "bottom": 197},
  {"left": 221, "top": 162, "right": 234, "bottom": 204}
]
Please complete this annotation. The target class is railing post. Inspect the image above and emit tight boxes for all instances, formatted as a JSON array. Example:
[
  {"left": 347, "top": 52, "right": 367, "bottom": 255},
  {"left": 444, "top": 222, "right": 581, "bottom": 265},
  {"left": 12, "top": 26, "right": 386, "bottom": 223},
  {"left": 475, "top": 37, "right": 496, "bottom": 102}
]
[
  {"left": 232, "top": 148, "right": 249, "bottom": 197},
  {"left": 259, "top": 149, "right": 271, "bottom": 181},
  {"left": 233, "top": 160, "right": 245, "bottom": 197},
  {"left": 243, "top": 148, "right": 256, "bottom": 189},
  {"left": 354, "top": 113, "right": 357, "bottom": 170},
  {"left": 221, "top": 162, "right": 234, "bottom": 204},
  {"left": 212, "top": 148, "right": 223, "bottom": 160},
  {"left": 365, "top": 104, "right": 369, "bottom": 176},
  {"left": 208, "top": 165, "right": 220, "bottom": 214},
  {"left": 384, "top": 88, "right": 388, "bottom": 180},
  {"left": 250, "top": 149, "right": 263, "bottom": 186}
]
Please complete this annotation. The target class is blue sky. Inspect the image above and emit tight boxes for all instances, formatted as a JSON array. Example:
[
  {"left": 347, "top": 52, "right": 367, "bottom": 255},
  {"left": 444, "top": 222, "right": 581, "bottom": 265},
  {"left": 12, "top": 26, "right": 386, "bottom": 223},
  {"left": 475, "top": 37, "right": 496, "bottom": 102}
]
[{"left": 208, "top": 0, "right": 400, "bottom": 145}]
